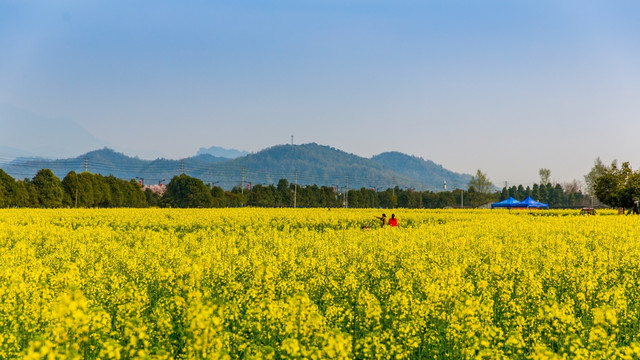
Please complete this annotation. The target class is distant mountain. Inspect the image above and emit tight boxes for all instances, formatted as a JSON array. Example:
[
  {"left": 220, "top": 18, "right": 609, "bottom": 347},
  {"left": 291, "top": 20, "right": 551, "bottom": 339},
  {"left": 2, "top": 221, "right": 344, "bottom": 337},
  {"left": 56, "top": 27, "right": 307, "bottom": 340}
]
[
  {"left": 197, "top": 146, "right": 248, "bottom": 159},
  {"left": 0, "top": 146, "right": 36, "bottom": 164},
  {"left": 205, "top": 143, "right": 416, "bottom": 189},
  {"left": 371, "top": 152, "right": 472, "bottom": 191},
  {"left": 1, "top": 144, "right": 473, "bottom": 191},
  {"left": 0, "top": 104, "right": 108, "bottom": 158},
  {"left": 2, "top": 148, "right": 228, "bottom": 184}
]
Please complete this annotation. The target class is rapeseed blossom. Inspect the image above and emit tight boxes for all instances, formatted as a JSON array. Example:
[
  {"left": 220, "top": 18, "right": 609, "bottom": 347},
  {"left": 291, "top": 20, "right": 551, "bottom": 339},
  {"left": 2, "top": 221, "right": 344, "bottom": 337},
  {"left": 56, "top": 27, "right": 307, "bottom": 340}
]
[{"left": 1, "top": 208, "right": 639, "bottom": 358}]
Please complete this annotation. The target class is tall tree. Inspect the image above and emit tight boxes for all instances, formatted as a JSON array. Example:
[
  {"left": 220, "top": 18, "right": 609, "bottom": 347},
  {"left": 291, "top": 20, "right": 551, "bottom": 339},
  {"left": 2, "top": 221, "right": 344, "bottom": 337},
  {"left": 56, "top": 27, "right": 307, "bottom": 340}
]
[
  {"left": 500, "top": 187, "right": 509, "bottom": 201},
  {"left": 14, "top": 180, "right": 31, "bottom": 207},
  {"left": 276, "top": 178, "right": 293, "bottom": 207},
  {"left": 105, "top": 175, "right": 125, "bottom": 207},
  {"left": 468, "top": 169, "right": 494, "bottom": 194},
  {"left": 164, "top": 174, "right": 213, "bottom": 208},
  {"left": 61, "top": 171, "right": 80, "bottom": 207},
  {"left": 531, "top": 184, "right": 540, "bottom": 201},
  {"left": 122, "top": 179, "right": 148, "bottom": 208},
  {"left": 31, "top": 169, "right": 63, "bottom": 208},
  {"left": 0, "top": 169, "right": 17, "bottom": 207},
  {"left": 539, "top": 168, "right": 551, "bottom": 186},
  {"left": 584, "top": 157, "right": 607, "bottom": 202}
]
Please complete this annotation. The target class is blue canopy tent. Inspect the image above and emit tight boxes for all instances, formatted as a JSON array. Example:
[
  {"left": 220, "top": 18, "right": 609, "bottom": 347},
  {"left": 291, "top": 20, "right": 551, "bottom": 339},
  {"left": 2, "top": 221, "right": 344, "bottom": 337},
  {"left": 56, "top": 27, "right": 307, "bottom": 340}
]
[
  {"left": 491, "top": 197, "right": 521, "bottom": 209},
  {"left": 514, "top": 196, "right": 549, "bottom": 209}
]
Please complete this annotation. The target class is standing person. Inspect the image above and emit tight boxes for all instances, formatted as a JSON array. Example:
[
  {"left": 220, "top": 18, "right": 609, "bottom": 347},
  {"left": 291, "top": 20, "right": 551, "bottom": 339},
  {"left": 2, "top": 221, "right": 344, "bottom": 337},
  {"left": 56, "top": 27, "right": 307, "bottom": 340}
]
[
  {"left": 388, "top": 214, "right": 398, "bottom": 227},
  {"left": 374, "top": 213, "right": 386, "bottom": 228}
]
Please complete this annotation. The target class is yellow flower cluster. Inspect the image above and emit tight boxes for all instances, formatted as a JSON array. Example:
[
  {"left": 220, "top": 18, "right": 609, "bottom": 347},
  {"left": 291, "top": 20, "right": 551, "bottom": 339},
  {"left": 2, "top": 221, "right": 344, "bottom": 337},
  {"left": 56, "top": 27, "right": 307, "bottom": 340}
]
[{"left": 2, "top": 208, "right": 640, "bottom": 359}]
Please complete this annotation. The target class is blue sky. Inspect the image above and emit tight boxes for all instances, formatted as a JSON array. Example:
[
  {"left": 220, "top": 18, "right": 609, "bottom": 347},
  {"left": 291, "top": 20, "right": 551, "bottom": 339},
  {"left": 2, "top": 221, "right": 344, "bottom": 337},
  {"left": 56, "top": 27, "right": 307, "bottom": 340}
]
[{"left": 1, "top": 1, "right": 639, "bottom": 186}]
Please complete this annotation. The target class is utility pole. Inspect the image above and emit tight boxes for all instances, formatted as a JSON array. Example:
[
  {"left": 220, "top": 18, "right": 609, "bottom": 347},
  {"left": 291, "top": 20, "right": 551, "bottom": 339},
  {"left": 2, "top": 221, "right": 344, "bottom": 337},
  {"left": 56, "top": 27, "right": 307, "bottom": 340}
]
[
  {"left": 345, "top": 174, "right": 349, "bottom": 208},
  {"left": 241, "top": 168, "right": 245, "bottom": 195},
  {"left": 420, "top": 185, "right": 424, "bottom": 208},
  {"left": 180, "top": 160, "right": 184, "bottom": 175},
  {"left": 294, "top": 171, "right": 298, "bottom": 208},
  {"left": 291, "top": 135, "right": 294, "bottom": 146},
  {"left": 84, "top": 157, "right": 88, "bottom": 173},
  {"left": 392, "top": 176, "right": 396, "bottom": 197}
]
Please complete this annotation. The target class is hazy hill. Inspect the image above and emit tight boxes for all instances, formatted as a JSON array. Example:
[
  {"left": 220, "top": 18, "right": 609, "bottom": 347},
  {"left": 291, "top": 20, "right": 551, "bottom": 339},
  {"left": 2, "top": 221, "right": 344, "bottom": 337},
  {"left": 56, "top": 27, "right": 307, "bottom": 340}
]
[
  {"left": 0, "top": 146, "right": 35, "bottom": 164},
  {"left": 0, "top": 104, "right": 108, "bottom": 159},
  {"left": 2, "top": 148, "right": 228, "bottom": 184},
  {"left": 371, "top": 152, "right": 472, "bottom": 191},
  {"left": 1, "top": 144, "right": 473, "bottom": 191},
  {"left": 196, "top": 146, "right": 248, "bottom": 159},
  {"left": 206, "top": 143, "right": 416, "bottom": 190}
]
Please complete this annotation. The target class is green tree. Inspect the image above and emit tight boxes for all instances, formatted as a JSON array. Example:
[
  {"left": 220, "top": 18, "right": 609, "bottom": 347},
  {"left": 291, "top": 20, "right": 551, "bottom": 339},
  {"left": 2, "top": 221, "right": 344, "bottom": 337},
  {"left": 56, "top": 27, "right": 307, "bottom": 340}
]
[
  {"left": 594, "top": 161, "right": 640, "bottom": 209},
  {"left": 0, "top": 169, "right": 18, "bottom": 207},
  {"left": 211, "top": 185, "right": 225, "bottom": 207},
  {"left": 531, "top": 184, "right": 540, "bottom": 201},
  {"left": 122, "top": 179, "right": 148, "bottom": 208},
  {"left": 247, "top": 184, "right": 276, "bottom": 207},
  {"left": 500, "top": 187, "right": 509, "bottom": 201},
  {"left": 164, "top": 174, "right": 213, "bottom": 208},
  {"left": 584, "top": 157, "right": 606, "bottom": 204},
  {"left": 105, "top": 175, "right": 125, "bottom": 207},
  {"left": 21, "top": 178, "right": 40, "bottom": 207},
  {"left": 551, "top": 184, "right": 563, "bottom": 207},
  {"left": 31, "top": 169, "right": 64, "bottom": 208},
  {"left": 539, "top": 184, "right": 549, "bottom": 204},
  {"left": 539, "top": 168, "right": 551, "bottom": 186},
  {"left": 517, "top": 185, "right": 526, "bottom": 202},
  {"left": 275, "top": 179, "right": 293, "bottom": 207},
  {"left": 14, "top": 180, "right": 31, "bottom": 207},
  {"left": 62, "top": 172, "right": 97, "bottom": 207},
  {"left": 91, "top": 174, "right": 111, "bottom": 207},
  {"left": 468, "top": 169, "right": 494, "bottom": 194},
  {"left": 61, "top": 171, "right": 79, "bottom": 207},
  {"left": 145, "top": 188, "right": 162, "bottom": 207}
]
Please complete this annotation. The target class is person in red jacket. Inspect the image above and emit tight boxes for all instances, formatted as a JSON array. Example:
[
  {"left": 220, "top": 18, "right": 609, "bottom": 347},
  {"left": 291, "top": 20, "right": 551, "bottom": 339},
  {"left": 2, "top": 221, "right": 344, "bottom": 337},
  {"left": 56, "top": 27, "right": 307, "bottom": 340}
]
[{"left": 388, "top": 214, "right": 398, "bottom": 227}]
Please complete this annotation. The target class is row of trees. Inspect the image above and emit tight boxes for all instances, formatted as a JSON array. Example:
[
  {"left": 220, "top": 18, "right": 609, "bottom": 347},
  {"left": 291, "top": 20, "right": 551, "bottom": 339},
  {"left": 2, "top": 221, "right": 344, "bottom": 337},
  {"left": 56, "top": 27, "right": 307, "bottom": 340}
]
[
  {"left": 0, "top": 169, "right": 147, "bottom": 208},
  {"left": 163, "top": 175, "right": 498, "bottom": 209},
  {"left": 0, "top": 168, "right": 594, "bottom": 209},
  {"left": 498, "top": 183, "right": 589, "bottom": 208}
]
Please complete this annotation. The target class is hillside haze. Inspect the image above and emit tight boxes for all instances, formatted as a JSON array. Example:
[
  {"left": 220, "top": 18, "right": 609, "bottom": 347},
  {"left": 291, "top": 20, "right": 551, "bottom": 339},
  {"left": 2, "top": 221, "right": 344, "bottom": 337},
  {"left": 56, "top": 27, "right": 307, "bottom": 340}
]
[
  {"left": 371, "top": 152, "right": 472, "bottom": 190},
  {"left": 196, "top": 146, "right": 248, "bottom": 159},
  {"left": 1, "top": 144, "right": 473, "bottom": 191}
]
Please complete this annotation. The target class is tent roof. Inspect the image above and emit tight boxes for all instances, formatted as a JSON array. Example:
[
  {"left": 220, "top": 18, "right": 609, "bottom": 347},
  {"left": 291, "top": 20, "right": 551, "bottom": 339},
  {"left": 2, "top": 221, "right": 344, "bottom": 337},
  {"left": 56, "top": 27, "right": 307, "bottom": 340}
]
[
  {"left": 491, "top": 197, "right": 521, "bottom": 209},
  {"left": 515, "top": 196, "right": 549, "bottom": 209}
]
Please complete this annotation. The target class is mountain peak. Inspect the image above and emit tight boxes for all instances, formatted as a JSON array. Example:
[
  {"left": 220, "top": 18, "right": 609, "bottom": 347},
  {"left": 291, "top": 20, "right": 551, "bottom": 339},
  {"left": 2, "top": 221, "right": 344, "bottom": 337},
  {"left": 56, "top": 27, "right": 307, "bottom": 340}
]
[{"left": 197, "top": 146, "right": 248, "bottom": 159}]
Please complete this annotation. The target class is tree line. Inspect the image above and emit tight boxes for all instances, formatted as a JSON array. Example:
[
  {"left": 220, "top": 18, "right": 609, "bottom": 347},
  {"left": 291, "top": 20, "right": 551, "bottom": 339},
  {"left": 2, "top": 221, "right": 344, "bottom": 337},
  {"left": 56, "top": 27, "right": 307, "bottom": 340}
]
[
  {"left": 0, "top": 169, "right": 147, "bottom": 208},
  {"left": 0, "top": 168, "right": 595, "bottom": 209}
]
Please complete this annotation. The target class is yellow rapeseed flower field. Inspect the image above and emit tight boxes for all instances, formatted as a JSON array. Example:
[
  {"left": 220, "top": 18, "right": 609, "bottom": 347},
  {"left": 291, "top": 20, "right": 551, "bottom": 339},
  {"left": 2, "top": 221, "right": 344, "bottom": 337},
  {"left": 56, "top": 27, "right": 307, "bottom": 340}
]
[{"left": 2, "top": 208, "right": 640, "bottom": 359}]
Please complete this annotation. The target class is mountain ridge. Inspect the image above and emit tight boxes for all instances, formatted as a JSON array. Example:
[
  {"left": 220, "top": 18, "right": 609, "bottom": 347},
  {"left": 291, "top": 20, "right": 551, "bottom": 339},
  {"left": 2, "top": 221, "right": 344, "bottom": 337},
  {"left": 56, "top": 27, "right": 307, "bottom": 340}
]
[
  {"left": 1, "top": 144, "right": 472, "bottom": 191},
  {"left": 197, "top": 146, "right": 249, "bottom": 159}
]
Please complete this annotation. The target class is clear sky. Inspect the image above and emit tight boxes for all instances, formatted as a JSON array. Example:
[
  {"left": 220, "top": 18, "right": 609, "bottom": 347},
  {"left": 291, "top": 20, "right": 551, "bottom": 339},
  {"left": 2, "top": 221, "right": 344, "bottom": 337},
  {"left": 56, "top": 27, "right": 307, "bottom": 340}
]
[{"left": 1, "top": 0, "right": 639, "bottom": 186}]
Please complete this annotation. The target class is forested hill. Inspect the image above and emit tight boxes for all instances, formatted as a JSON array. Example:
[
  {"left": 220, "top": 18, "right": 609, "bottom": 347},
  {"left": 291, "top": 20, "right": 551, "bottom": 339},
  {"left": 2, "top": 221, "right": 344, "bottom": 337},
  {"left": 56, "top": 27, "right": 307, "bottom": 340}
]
[
  {"left": 371, "top": 152, "right": 472, "bottom": 190},
  {"left": 212, "top": 143, "right": 417, "bottom": 190},
  {"left": 1, "top": 144, "right": 473, "bottom": 191},
  {"left": 1, "top": 148, "right": 228, "bottom": 185}
]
